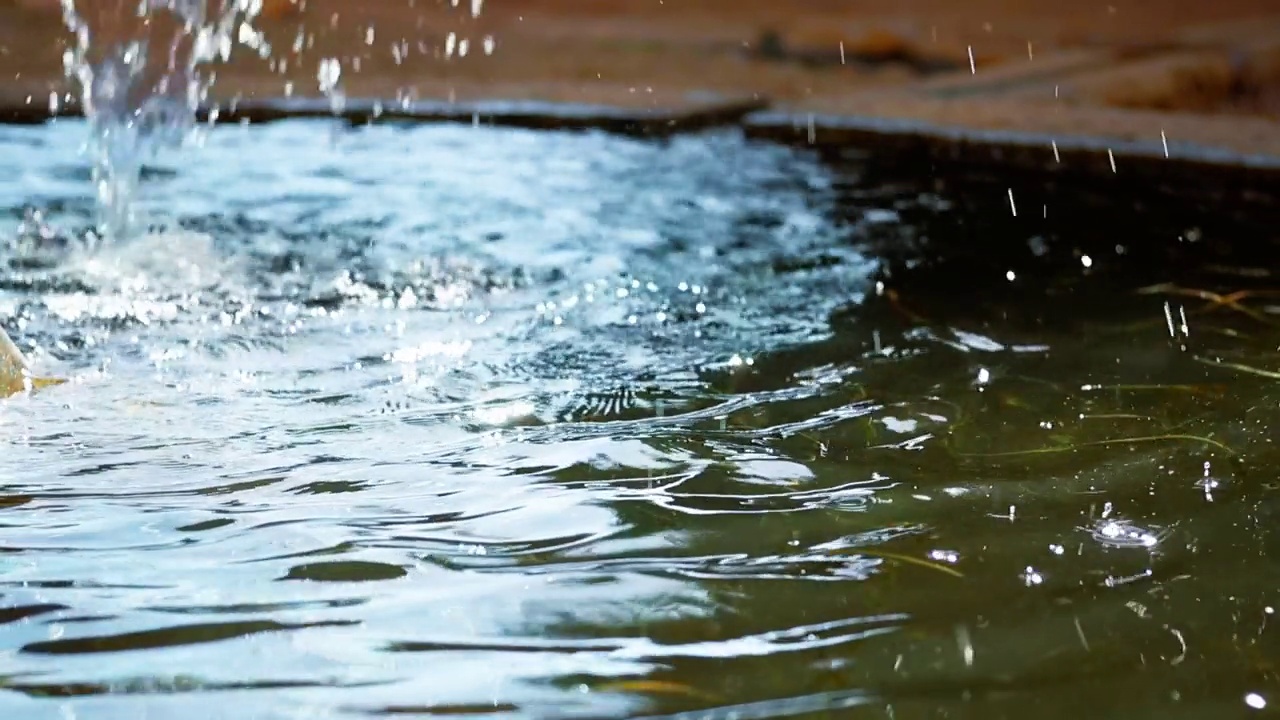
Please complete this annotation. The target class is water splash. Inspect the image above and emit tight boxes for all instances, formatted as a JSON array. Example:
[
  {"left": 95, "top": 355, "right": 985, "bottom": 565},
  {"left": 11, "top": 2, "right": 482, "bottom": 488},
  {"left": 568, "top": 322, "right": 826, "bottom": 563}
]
[
  {"left": 316, "top": 56, "right": 345, "bottom": 114},
  {"left": 59, "top": 0, "right": 267, "bottom": 242}
]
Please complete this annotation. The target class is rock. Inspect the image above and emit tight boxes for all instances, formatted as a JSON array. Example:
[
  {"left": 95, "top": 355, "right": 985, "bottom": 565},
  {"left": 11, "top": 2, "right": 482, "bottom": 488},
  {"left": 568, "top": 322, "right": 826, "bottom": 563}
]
[{"left": 0, "top": 325, "right": 65, "bottom": 398}]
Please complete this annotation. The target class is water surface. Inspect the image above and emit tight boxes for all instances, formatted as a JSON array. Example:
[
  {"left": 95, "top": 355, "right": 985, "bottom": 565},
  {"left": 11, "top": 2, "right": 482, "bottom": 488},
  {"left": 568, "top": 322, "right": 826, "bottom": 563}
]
[{"left": 0, "top": 120, "right": 1278, "bottom": 719}]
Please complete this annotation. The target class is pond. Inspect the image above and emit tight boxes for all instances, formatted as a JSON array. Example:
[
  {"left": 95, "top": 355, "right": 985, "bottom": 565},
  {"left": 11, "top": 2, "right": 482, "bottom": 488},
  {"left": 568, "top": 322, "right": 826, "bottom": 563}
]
[{"left": 0, "top": 120, "right": 1277, "bottom": 719}]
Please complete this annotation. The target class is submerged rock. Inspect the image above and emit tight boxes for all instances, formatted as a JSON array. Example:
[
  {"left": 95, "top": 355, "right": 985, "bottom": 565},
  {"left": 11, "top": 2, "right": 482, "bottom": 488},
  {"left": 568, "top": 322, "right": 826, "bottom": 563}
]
[{"left": 0, "top": 325, "right": 64, "bottom": 398}]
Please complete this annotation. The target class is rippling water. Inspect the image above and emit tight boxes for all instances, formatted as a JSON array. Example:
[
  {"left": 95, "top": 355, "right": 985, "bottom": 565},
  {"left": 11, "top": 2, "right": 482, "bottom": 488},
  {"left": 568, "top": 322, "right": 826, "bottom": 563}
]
[{"left": 1, "top": 120, "right": 1279, "bottom": 719}]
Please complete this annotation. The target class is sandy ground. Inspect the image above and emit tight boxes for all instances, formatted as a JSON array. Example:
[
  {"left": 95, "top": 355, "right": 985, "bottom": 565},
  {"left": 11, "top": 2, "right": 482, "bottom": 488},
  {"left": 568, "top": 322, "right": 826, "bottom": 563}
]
[{"left": 0, "top": 0, "right": 1278, "bottom": 156}]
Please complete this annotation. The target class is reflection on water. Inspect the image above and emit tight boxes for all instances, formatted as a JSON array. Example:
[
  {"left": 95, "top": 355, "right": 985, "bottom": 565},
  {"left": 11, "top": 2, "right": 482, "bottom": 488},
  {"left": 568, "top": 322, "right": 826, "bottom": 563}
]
[{"left": 0, "top": 121, "right": 1278, "bottom": 719}]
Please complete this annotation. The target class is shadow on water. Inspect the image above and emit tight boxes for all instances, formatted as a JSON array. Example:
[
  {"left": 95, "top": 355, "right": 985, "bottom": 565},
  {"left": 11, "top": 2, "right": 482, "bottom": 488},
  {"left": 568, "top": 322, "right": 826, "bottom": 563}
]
[{"left": 0, "top": 120, "right": 1278, "bottom": 719}]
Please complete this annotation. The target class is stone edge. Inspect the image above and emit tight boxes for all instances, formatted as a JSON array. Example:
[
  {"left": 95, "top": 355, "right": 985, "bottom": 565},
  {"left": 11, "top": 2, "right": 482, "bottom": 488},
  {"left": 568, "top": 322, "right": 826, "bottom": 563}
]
[
  {"left": 0, "top": 96, "right": 770, "bottom": 137},
  {"left": 743, "top": 111, "right": 1280, "bottom": 207}
]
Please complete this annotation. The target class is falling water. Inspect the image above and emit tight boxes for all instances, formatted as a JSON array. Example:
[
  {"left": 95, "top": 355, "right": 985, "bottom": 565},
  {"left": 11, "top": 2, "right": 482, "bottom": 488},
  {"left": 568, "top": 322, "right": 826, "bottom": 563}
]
[{"left": 58, "top": 0, "right": 268, "bottom": 242}]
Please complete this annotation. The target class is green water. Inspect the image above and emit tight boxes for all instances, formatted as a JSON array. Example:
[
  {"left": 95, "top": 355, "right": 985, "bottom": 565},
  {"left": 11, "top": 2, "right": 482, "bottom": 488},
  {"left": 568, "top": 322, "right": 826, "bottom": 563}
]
[{"left": 0, "top": 121, "right": 1277, "bottom": 719}]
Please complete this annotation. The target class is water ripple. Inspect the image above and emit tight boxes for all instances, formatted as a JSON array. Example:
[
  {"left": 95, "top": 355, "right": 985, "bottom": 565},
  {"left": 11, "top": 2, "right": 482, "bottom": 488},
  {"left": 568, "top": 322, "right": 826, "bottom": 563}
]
[{"left": 0, "top": 121, "right": 1277, "bottom": 719}]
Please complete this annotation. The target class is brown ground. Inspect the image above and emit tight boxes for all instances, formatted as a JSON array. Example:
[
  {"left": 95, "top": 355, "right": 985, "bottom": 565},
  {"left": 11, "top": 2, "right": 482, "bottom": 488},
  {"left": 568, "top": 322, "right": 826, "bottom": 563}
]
[{"left": 0, "top": 0, "right": 1279, "bottom": 157}]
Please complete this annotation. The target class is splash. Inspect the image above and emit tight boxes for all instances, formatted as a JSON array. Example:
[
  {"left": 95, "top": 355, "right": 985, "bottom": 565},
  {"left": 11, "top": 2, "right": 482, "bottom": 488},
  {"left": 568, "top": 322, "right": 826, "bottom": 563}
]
[
  {"left": 59, "top": 0, "right": 269, "bottom": 242},
  {"left": 316, "top": 56, "right": 345, "bottom": 114}
]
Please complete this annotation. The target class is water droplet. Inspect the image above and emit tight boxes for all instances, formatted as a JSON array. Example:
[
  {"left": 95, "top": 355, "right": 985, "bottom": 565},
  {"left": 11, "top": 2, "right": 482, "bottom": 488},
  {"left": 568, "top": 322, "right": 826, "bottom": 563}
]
[{"left": 316, "top": 57, "right": 345, "bottom": 113}]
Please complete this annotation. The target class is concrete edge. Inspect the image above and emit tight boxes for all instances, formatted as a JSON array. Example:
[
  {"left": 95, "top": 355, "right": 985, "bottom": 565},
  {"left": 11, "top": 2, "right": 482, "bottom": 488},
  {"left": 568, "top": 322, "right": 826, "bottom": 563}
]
[
  {"left": 0, "top": 96, "right": 771, "bottom": 137},
  {"left": 742, "top": 111, "right": 1280, "bottom": 205}
]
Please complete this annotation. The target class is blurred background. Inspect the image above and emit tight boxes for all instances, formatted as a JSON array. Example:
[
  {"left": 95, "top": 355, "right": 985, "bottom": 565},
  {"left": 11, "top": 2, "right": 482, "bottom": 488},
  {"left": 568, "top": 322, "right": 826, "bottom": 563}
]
[{"left": 0, "top": 0, "right": 1277, "bottom": 129}]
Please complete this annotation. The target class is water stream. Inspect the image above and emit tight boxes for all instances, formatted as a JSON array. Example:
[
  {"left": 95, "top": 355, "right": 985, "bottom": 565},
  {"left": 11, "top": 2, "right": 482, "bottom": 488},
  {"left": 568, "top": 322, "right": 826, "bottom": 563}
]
[{"left": 58, "top": 0, "right": 273, "bottom": 241}]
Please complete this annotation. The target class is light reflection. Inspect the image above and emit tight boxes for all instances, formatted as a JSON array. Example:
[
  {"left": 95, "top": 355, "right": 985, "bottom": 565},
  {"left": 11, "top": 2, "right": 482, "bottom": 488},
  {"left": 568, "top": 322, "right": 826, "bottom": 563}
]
[
  {"left": 1088, "top": 519, "right": 1164, "bottom": 549},
  {"left": 472, "top": 400, "right": 537, "bottom": 426},
  {"left": 387, "top": 340, "right": 472, "bottom": 364}
]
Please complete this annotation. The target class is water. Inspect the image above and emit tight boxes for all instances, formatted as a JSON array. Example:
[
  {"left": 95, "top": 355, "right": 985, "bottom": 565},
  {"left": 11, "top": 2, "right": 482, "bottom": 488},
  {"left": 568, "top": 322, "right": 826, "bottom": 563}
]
[
  {"left": 1, "top": 120, "right": 1279, "bottom": 719},
  {"left": 58, "top": 0, "right": 271, "bottom": 241}
]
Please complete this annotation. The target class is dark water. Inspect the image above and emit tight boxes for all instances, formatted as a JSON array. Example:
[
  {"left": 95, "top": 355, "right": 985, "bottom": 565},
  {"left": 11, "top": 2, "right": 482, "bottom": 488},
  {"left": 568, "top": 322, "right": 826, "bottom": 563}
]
[{"left": 1, "top": 120, "right": 1278, "bottom": 719}]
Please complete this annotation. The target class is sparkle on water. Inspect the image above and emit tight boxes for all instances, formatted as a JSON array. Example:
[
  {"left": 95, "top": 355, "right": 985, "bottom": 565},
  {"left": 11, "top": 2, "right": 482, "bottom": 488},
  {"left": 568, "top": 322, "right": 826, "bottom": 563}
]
[{"left": 1, "top": 118, "right": 1279, "bottom": 718}]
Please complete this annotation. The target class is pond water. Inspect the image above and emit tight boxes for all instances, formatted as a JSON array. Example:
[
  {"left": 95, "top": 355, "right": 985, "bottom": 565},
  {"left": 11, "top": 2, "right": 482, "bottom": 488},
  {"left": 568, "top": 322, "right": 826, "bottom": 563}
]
[{"left": 0, "top": 120, "right": 1278, "bottom": 719}]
